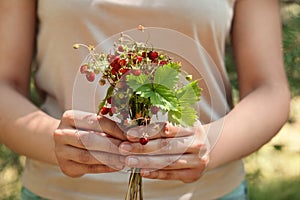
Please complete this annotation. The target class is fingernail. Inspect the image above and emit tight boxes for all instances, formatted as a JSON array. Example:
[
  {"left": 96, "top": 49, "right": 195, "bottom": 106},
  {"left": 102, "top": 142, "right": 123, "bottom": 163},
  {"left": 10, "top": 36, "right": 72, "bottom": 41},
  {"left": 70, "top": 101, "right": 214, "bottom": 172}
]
[
  {"left": 127, "top": 157, "right": 139, "bottom": 166},
  {"left": 126, "top": 129, "right": 138, "bottom": 139},
  {"left": 198, "top": 146, "right": 208, "bottom": 158},
  {"left": 119, "top": 156, "right": 125, "bottom": 163},
  {"left": 120, "top": 143, "right": 132, "bottom": 152},
  {"left": 115, "top": 165, "right": 124, "bottom": 170}
]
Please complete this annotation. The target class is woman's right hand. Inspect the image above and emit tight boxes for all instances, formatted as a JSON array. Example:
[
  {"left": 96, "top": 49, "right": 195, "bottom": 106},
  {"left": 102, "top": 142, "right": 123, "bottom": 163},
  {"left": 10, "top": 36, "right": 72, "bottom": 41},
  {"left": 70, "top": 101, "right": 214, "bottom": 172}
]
[{"left": 54, "top": 110, "right": 127, "bottom": 177}]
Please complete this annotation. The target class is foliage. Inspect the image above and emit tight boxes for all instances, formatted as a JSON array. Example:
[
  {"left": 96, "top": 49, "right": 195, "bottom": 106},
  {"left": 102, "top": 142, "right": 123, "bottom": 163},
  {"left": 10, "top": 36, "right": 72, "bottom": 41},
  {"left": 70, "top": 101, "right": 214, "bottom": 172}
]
[{"left": 226, "top": 2, "right": 300, "bottom": 97}]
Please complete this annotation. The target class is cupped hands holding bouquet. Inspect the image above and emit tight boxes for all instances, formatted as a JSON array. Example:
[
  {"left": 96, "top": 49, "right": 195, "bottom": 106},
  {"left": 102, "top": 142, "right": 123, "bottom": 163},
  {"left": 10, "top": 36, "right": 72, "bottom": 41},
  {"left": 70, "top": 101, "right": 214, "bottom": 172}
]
[
  {"left": 53, "top": 109, "right": 209, "bottom": 195},
  {"left": 63, "top": 25, "right": 208, "bottom": 199}
]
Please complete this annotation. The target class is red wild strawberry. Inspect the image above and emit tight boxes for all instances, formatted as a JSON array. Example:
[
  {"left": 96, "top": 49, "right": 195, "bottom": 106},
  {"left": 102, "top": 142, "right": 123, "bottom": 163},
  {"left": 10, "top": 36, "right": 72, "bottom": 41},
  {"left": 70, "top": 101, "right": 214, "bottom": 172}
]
[
  {"left": 159, "top": 60, "right": 168, "bottom": 66},
  {"left": 148, "top": 51, "right": 159, "bottom": 61},
  {"left": 139, "top": 137, "right": 149, "bottom": 145},
  {"left": 118, "top": 45, "right": 124, "bottom": 52},
  {"left": 107, "top": 54, "right": 116, "bottom": 63},
  {"left": 111, "top": 67, "right": 118, "bottom": 76},
  {"left": 100, "top": 106, "right": 110, "bottom": 115},
  {"left": 150, "top": 106, "right": 159, "bottom": 114},
  {"left": 119, "top": 59, "right": 127, "bottom": 66},
  {"left": 86, "top": 72, "right": 95, "bottom": 82},
  {"left": 80, "top": 64, "right": 88, "bottom": 74},
  {"left": 110, "top": 56, "right": 121, "bottom": 70},
  {"left": 119, "top": 68, "right": 130, "bottom": 75},
  {"left": 132, "top": 69, "right": 141, "bottom": 76},
  {"left": 110, "top": 107, "right": 116, "bottom": 114},
  {"left": 142, "top": 51, "right": 147, "bottom": 58},
  {"left": 136, "top": 56, "right": 143, "bottom": 63},
  {"left": 107, "top": 97, "right": 112, "bottom": 104}
]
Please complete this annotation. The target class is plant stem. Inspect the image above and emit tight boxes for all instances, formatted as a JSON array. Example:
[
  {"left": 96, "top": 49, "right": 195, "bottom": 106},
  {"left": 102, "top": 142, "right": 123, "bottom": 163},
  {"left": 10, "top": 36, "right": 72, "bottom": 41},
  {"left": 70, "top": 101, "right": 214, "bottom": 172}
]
[{"left": 125, "top": 168, "right": 143, "bottom": 200}]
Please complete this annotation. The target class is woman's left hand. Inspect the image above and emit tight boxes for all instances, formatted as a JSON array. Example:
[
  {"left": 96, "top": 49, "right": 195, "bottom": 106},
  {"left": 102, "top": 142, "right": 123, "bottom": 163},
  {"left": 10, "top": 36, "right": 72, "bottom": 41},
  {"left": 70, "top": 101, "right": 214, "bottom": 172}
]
[{"left": 119, "top": 122, "right": 209, "bottom": 183}]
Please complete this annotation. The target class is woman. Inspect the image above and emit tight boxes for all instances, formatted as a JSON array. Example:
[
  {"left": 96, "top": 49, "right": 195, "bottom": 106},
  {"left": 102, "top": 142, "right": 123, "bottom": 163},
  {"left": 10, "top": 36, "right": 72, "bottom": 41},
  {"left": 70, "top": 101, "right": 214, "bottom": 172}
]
[{"left": 0, "top": 0, "right": 290, "bottom": 199}]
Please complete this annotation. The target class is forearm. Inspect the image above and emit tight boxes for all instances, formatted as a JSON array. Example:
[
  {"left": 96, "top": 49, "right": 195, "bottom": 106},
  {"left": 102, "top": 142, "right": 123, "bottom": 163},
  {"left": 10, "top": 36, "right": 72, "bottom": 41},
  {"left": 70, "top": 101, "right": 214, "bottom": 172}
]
[
  {"left": 206, "top": 83, "right": 290, "bottom": 169},
  {"left": 0, "top": 83, "right": 60, "bottom": 165}
]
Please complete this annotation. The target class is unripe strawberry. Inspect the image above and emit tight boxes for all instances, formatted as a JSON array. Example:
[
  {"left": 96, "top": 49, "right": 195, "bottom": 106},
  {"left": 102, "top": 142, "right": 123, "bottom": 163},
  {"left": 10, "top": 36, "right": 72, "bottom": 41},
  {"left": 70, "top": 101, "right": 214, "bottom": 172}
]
[
  {"left": 86, "top": 72, "right": 95, "bottom": 82},
  {"left": 99, "top": 79, "right": 106, "bottom": 86},
  {"left": 186, "top": 75, "right": 193, "bottom": 81}
]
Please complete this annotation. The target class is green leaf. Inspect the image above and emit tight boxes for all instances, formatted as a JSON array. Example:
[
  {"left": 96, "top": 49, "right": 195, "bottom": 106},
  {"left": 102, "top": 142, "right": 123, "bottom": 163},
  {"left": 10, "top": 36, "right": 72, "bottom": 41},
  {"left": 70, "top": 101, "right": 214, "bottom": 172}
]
[
  {"left": 126, "top": 73, "right": 151, "bottom": 91},
  {"left": 98, "top": 86, "right": 114, "bottom": 111},
  {"left": 167, "top": 80, "right": 201, "bottom": 127},
  {"left": 168, "top": 106, "right": 198, "bottom": 127},
  {"left": 135, "top": 84, "right": 179, "bottom": 111},
  {"left": 176, "top": 80, "right": 201, "bottom": 106},
  {"left": 154, "top": 65, "right": 179, "bottom": 89},
  {"left": 165, "top": 62, "right": 181, "bottom": 72}
]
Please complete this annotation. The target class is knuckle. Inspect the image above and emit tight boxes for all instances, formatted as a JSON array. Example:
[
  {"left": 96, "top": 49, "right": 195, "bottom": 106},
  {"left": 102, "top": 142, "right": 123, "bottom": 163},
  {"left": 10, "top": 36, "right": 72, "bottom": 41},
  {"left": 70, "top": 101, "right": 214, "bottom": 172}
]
[
  {"left": 53, "top": 130, "right": 62, "bottom": 143},
  {"left": 78, "top": 150, "right": 92, "bottom": 163},
  {"left": 62, "top": 110, "right": 74, "bottom": 124},
  {"left": 60, "top": 164, "right": 83, "bottom": 178},
  {"left": 161, "top": 171, "right": 173, "bottom": 180},
  {"left": 181, "top": 176, "right": 197, "bottom": 183},
  {"left": 108, "top": 140, "right": 118, "bottom": 153},
  {"left": 166, "top": 156, "right": 177, "bottom": 166},
  {"left": 101, "top": 153, "right": 112, "bottom": 166},
  {"left": 87, "top": 164, "right": 101, "bottom": 173},
  {"left": 159, "top": 138, "right": 171, "bottom": 152}
]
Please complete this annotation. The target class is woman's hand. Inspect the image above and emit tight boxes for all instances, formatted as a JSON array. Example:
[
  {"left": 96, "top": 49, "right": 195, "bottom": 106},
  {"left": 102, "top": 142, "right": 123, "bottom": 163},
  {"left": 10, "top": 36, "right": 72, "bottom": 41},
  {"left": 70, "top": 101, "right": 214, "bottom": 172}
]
[
  {"left": 119, "top": 122, "right": 209, "bottom": 183},
  {"left": 54, "top": 110, "right": 127, "bottom": 177}
]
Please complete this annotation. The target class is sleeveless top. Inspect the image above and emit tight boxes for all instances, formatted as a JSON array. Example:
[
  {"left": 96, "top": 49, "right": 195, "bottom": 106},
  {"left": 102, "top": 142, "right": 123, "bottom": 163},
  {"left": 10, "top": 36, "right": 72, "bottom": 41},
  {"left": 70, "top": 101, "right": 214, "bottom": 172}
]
[{"left": 22, "top": 0, "right": 245, "bottom": 199}]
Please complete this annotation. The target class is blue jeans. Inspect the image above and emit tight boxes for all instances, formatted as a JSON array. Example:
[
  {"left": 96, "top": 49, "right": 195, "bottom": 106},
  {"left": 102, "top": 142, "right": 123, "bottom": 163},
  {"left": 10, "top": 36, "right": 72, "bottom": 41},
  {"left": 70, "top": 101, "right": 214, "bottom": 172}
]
[
  {"left": 218, "top": 181, "right": 248, "bottom": 200},
  {"left": 21, "top": 181, "right": 248, "bottom": 200}
]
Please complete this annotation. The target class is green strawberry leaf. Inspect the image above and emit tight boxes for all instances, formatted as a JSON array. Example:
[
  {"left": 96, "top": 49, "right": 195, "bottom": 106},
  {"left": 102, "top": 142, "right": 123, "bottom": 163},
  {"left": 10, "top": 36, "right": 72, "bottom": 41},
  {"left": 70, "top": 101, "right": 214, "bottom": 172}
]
[
  {"left": 168, "top": 80, "right": 201, "bottom": 127},
  {"left": 168, "top": 106, "right": 198, "bottom": 127},
  {"left": 98, "top": 86, "right": 114, "bottom": 111},
  {"left": 154, "top": 65, "right": 179, "bottom": 89},
  {"left": 126, "top": 73, "right": 151, "bottom": 91},
  {"left": 165, "top": 62, "right": 181, "bottom": 72},
  {"left": 135, "top": 83, "right": 179, "bottom": 111},
  {"left": 176, "top": 80, "right": 201, "bottom": 106}
]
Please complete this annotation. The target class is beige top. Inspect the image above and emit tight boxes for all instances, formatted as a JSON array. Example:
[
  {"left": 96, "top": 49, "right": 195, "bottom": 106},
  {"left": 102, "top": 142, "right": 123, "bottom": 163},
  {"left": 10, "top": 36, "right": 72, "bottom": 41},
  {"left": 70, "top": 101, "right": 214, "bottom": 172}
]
[{"left": 22, "top": 0, "right": 245, "bottom": 199}]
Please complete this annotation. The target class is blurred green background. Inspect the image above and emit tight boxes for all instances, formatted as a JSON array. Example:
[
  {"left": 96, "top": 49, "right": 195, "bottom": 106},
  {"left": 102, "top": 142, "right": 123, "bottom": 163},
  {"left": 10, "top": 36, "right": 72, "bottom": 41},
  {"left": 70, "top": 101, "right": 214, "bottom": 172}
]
[{"left": 1, "top": 1, "right": 300, "bottom": 199}]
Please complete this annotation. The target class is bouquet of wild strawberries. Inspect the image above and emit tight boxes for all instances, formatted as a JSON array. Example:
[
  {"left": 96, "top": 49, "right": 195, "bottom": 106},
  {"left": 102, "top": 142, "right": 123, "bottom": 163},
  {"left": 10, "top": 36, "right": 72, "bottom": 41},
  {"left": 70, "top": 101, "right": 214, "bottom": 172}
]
[{"left": 73, "top": 25, "right": 202, "bottom": 200}]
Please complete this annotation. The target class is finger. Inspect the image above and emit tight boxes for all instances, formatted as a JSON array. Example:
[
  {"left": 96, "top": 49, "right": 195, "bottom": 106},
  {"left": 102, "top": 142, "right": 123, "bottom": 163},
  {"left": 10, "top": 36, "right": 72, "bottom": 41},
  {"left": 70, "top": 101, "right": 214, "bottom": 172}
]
[
  {"left": 97, "top": 115, "right": 127, "bottom": 140},
  {"left": 126, "top": 122, "right": 195, "bottom": 142},
  {"left": 124, "top": 154, "right": 204, "bottom": 170},
  {"left": 56, "top": 144, "right": 125, "bottom": 168},
  {"left": 54, "top": 129, "right": 122, "bottom": 153},
  {"left": 119, "top": 136, "right": 205, "bottom": 155},
  {"left": 62, "top": 110, "right": 126, "bottom": 140},
  {"left": 140, "top": 167, "right": 206, "bottom": 183},
  {"left": 59, "top": 160, "right": 121, "bottom": 178}
]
